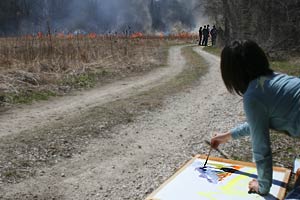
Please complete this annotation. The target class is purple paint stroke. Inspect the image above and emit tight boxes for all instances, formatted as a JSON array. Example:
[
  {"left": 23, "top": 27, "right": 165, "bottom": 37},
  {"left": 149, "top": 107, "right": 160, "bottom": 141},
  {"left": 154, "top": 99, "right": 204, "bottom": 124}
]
[{"left": 195, "top": 166, "right": 220, "bottom": 184}]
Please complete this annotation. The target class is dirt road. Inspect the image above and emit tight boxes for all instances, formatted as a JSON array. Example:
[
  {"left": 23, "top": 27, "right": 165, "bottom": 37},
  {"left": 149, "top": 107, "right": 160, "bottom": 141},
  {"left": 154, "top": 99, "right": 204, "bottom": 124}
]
[
  {"left": 0, "top": 46, "right": 246, "bottom": 200},
  {"left": 0, "top": 46, "right": 186, "bottom": 138}
]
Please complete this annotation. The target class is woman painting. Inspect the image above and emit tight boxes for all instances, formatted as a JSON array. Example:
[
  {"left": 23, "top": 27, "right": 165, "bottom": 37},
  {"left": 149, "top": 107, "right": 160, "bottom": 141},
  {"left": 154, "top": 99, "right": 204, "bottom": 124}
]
[{"left": 211, "top": 40, "right": 300, "bottom": 195}]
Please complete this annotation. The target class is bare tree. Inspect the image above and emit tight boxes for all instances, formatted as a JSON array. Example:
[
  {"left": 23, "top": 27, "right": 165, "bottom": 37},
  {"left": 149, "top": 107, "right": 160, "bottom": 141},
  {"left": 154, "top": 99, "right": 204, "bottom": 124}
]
[{"left": 203, "top": 0, "right": 300, "bottom": 53}]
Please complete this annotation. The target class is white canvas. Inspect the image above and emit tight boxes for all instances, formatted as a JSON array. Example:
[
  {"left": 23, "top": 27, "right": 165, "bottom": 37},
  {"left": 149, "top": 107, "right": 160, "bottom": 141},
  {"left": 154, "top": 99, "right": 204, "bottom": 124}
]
[{"left": 147, "top": 156, "right": 290, "bottom": 200}]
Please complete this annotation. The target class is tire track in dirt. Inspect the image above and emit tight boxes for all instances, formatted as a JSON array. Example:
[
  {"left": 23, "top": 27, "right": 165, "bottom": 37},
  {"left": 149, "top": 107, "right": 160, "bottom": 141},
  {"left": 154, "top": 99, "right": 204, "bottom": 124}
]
[{"left": 0, "top": 45, "right": 186, "bottom": 138}]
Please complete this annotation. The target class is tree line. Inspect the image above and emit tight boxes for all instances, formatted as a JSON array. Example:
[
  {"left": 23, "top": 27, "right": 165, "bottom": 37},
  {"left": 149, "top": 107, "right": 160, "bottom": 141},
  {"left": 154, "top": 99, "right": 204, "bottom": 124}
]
[
  {"left": 0, "top": 0, "right": 299, "bottom": 54},
  {"left": 0, "top": 0, "right": 103, "bottom": 35},
  {"left": 0, "top": 0, "right": 197, "bottom": 36},
  {"left": 204, "top": 0, "right": 300, "bottom": 54}
]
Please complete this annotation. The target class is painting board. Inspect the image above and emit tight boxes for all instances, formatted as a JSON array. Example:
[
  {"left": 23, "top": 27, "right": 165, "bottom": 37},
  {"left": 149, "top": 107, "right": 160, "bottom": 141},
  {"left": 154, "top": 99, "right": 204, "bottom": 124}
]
[{"left": 146, "top": 155, "right": 291, "bottom": 200}]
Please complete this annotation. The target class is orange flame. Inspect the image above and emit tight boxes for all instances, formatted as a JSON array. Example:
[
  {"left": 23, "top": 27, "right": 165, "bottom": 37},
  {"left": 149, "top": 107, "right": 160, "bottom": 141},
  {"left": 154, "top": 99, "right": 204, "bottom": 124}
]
[
  {"left": 37, "top": 32, "right": 43, "bottom": 39},
  {"left": 88, "top": 33, "right": 97, "bottom": 39},
  {"left": 67, "top": 33, "right": 74, "bottom": 39},
  {"left": 159, "top": 32, "right": 164, "bottom": 39},
  {"left": 56, "top": 32, "right": 65, "bottom": 39},
  {"left": 130, "top": 32, "right": 143, "bottom": 38}
]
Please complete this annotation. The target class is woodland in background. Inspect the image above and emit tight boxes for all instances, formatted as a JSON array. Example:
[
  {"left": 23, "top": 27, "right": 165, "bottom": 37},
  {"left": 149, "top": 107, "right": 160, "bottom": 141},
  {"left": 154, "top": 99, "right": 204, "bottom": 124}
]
[
  {"left": 0, "top": 0, "right": 299, "bottom": 56},
  {"left": 0, "top": 0, "right": 196, "bottom": 35},
  {"left": 204, "top": 0, "right": 300, "bottom": 56}
]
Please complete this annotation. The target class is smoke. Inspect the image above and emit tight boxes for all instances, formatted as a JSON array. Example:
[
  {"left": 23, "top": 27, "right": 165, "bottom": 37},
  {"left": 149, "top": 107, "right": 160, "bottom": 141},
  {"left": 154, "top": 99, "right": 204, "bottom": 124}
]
[{"left": 0, "top": 0, "right": 209, "bottom": 35}]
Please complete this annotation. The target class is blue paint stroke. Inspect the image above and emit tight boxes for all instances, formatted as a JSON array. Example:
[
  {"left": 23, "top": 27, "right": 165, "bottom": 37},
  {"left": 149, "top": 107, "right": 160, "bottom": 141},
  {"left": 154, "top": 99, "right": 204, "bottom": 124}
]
[{"left": 194, "top": 166, "right": 220, "bottom": 184}]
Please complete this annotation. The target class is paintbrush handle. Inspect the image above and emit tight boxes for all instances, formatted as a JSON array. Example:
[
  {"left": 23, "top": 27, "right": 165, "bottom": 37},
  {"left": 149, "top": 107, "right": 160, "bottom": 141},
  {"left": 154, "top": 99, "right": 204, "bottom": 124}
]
[
  {"left": 204, "top": 139, "right": 230, "bottom": 159},
  {"left": 203, "top": 147, "right": 212, "bottom": 167}
]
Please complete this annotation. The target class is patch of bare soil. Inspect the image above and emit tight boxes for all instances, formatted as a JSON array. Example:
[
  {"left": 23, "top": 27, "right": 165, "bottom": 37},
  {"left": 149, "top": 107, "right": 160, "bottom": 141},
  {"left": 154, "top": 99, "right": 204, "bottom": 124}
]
[{"left": 0, "top": 46, "right": 298, "bottom": 200}]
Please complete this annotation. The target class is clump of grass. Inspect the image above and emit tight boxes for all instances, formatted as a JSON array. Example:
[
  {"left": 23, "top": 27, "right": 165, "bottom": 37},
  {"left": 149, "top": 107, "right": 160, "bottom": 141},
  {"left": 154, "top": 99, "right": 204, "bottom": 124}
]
[
  {"left": 179, "top": 46, "right": 208, "bottom": 84},
  {"left": 62, "top": 73, "right": 97, "bottom": 89},
  {"left": 202, "top": 46, "right": 222, "bottom": 56},
  {"left": 5, "top": 90, "right": 56, "bottom": 104},
  {"left": 271, "top": 60, "right": 300, "bottom": 77}
]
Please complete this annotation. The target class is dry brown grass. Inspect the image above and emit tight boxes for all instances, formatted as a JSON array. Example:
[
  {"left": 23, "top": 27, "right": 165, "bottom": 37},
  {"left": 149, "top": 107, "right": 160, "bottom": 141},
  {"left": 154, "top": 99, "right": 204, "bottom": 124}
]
[{"left": 0, "top": 35, "right": 195, "bottom": 105}]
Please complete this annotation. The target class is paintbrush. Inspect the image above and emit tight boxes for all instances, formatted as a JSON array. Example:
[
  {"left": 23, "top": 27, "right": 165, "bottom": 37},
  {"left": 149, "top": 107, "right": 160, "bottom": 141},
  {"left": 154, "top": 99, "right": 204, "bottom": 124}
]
[
  {"left": 204, "top": 139, "right": 230, "bottom": 159},
  {"left": 202, "top": 146, "right": 212, "bottom": 168}
]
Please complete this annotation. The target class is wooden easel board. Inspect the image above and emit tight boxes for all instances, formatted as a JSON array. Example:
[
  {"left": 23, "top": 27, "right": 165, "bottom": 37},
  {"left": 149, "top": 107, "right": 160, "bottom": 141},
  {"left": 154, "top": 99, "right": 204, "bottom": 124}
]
[{"left": 146, "top": 155, "right": 291, "bottom": 200}]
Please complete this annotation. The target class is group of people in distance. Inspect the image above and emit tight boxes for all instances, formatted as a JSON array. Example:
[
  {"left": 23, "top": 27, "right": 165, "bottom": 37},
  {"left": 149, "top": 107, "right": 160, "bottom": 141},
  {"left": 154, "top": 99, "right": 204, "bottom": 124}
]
[{"left": 198, "top": 24, "right": 217, "bottom": 46}]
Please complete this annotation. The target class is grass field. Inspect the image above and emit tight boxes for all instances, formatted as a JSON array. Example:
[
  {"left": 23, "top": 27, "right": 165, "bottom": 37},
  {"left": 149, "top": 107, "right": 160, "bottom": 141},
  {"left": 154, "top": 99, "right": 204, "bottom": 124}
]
[
  {"left": 1, "top": 37, "right": 297, "bottom": 107},
  {"left": 0, "top": 34, "right": 197, "bottom": 106}
]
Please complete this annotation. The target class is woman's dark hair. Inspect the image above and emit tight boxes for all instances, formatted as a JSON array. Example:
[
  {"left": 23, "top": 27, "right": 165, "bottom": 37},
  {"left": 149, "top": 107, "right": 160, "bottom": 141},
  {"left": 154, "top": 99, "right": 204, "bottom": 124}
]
[{"left": 220, "top": 40, "right": 273, "bottom": 96}]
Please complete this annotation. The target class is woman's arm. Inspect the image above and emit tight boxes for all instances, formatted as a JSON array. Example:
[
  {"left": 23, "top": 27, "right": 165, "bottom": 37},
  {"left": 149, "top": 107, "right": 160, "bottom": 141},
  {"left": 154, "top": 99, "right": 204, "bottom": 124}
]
[
  {"left": 244, "top": 95, "right": 272, "bottom": 195},
  {"left": 231, "top": 122, "right": 251, "bottom": 139},
  {"left": 211, "top": 121, "right": 252, "bottom": 149},
  {"left": 211, "top": 131, "right": 232, "bottom": 149}
]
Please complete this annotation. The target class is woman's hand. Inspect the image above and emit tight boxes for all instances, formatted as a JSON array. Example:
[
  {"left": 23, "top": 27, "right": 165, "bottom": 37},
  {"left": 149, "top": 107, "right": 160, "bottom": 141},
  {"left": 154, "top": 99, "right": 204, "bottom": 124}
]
[
  {"left": 248, "top": 179, "right": 259, "bottom": 194},
  {"left": 210, "top": 132, "right": 232, "bottom": 149}
]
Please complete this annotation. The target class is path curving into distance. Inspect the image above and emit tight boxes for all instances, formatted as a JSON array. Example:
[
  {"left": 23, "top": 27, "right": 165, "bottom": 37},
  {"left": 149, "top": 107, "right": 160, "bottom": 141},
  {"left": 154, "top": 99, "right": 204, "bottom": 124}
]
[
  {"left": 0, "top": 45, "right": 187, "bottom": 138},
  {"left": 1, "top": 46, "right": 245, "bottom": 200}
]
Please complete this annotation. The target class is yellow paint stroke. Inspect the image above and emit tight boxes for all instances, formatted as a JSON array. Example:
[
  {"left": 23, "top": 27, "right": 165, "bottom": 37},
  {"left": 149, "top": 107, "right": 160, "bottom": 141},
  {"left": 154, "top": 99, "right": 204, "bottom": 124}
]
[
  {"left": 197, "top": 191, "right": 220, "bottom": 200},
  {"left": 221, "top": 168, "right": 256, "bottom": 196},
  {"left": 206, "top": 163, "right": 228, "bottom": 169},
  {"left": 197, "top": 168, "right": 258, "bottom": 199}
]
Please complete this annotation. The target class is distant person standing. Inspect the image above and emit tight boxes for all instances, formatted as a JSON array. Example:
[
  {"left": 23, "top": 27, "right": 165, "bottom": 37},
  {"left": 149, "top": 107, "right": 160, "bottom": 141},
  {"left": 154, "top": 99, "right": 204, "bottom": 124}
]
[
  {"left": 202, "top": 25, "right": 209, "bottom": 46},
  {"left": 207, "top": 24, "right": 210, "bottom": 45},
  {"left": 210, "top": 25, "right": 218, "bottom": 46},
  {"left": 198, "top": 27, "right": 203, "bottom": 45}
]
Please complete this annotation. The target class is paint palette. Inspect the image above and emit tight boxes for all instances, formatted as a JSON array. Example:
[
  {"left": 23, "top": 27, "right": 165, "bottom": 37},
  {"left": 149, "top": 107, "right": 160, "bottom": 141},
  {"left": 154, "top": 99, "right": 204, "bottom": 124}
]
[{"left": 146, "top": 155, "right": 291, "bottom": 200}]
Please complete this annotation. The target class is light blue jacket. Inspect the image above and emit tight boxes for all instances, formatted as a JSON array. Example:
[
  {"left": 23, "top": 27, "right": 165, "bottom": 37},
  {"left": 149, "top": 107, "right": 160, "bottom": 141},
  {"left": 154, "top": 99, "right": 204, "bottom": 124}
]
[{"left": 231, "top": 73, "right": 300, "bottom": 194}]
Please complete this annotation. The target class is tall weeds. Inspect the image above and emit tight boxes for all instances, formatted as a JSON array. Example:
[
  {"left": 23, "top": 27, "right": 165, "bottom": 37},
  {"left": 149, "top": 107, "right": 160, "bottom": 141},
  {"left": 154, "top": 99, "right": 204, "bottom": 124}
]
[{"left": 0, "top": 34, "right": 195, "bottom": 105}]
